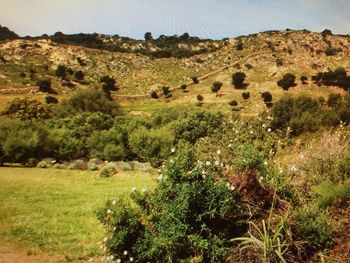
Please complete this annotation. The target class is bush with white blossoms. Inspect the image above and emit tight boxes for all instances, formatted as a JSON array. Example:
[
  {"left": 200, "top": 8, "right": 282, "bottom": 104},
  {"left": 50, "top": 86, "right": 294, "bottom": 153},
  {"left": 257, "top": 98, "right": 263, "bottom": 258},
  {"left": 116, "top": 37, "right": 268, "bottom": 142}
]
[{"left": 98, "top": 145, "right": 248, "bottom": 262}]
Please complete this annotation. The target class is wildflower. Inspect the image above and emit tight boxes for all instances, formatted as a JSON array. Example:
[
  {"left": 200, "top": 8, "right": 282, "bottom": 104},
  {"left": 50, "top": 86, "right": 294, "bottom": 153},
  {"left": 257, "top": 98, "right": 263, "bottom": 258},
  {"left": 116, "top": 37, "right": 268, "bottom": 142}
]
[
  {"left": 110, "top": 255, "right": 114, "bottom": 260},
  {"left": 131, "top": 187, "right": 136, "bottom": 192},
  {"left": 171, "top": 148, "right": 176, "bottom": 153},
  {"left": 267, "top": 128, "right": 272, "bottom": 132},
  {"left": 226, "top": 182, "right": 230, "bottom": 188},
  {"left": 250, "top": 130, "right": 254, "bottom": 134},
  {"left": 117, "top": 259, "right": 121, "bottom": 263},
  {"left": 228, "top": 144, "right": 232, "bottom": 148},
  {"left": 290, "top": 165, "right": 298, "bottom": 173},
  {"left": 235, "top": 130, "right": 239, "bottom": 134},
  {"left": 206, "top": 161, "right": 211, "bottom": 166},
  {"left": 215, "top": 160, "right": 220, "bottom": 166},
  {"left": 262, "top": 124, "right": 266, "bottom": 128},
  {"left": 113, "top": 227, "right": 116, "bottom": 231},
  {"left": 103, "top": 237, "right": 108, "bottom": 242},
  {"left": 217, "top": 149, "right": 221, "bottom": 155},
  {"left": 130, "top": 257, "right": 134, "bottom": 262},
  {"left": 112, "top": 200, "right": 117, "bottom": 205},
  {"left": 230, "top": 185, "right": 235, "bottom": 191},
  {"left": 157, "top": 174, "right": 163, "bottom": 180},
  {"left": 263, "top": 161, "right": 268, "bottom": 166},
  {"left": 142, "top": 188, "right": 147, "bottom": 193},
  {"left": 123, "top": 251, "right": 128, "bottom": 256},
  {"left": 107, "top": 209, "right": 112, "bottom": 214}
]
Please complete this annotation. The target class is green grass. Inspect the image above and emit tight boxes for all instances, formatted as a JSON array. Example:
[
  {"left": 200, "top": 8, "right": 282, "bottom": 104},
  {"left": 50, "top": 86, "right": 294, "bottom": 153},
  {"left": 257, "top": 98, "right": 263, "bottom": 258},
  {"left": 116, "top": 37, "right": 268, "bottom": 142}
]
[{"left": 0, "top": 167, "right": 155, "bottom": 259}]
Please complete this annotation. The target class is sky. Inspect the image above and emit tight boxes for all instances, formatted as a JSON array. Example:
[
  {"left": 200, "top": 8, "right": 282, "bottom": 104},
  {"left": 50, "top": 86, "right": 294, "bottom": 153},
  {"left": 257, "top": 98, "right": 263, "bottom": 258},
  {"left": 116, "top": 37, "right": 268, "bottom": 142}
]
[{"left": 1, "top": 0, "right": 350, "bottom": 39}]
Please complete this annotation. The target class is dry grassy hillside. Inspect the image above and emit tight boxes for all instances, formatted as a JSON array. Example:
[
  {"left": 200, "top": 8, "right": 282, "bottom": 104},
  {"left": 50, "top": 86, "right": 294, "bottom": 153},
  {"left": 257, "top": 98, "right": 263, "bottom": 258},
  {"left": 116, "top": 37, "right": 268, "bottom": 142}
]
[{"left": 0, "top": 29, "right": 349, "bottom": 113}]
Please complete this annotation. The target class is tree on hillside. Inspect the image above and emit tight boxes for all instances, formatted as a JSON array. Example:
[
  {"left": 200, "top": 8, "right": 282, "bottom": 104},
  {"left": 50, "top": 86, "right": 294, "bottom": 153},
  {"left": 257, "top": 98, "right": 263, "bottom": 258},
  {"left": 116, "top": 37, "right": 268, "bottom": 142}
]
[
  {"left": 74, "top": 70, "right": 85, "bottom": 81},
  {"left": 191, "top": 76, "right": 199, "bottom": 84},
  {"left": 277, "top": 73, "right": 296, "bottom": 91},
  {"left": 37, "top": 79, "right": 55, "bottom": 94},
  {"left": 232, "top": 72, "right": 246, "bottom": 89},
  {"left": 242, "top": 92, "right": 250, "bottom": 101},
  {"left": 144, "top": 32, "right": 153, "bottom": 41},
  {"left": 181, "top": 32, "right": 190, "bottom": 39},
  {"left": 300, "top": 76, "right": 308, "bottom": 84},
  {"left": 100, "top": 75, "right": 118, "bottom": 97},
  {"left": 55, "top": 65, "right": 67, "bottom": 80},
  {"left": 211, "top": 81, "right": 223, "bottom": 96},
  {"left": 196, "top": 94, "right": 204, "bottom": 106}
]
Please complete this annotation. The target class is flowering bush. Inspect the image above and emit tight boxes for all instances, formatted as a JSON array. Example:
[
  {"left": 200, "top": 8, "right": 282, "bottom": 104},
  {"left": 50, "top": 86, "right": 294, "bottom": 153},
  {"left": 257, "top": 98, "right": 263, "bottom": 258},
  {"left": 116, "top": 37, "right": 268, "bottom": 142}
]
[{"left": 98, "top": 146, "right": 247, "bottom": 262}]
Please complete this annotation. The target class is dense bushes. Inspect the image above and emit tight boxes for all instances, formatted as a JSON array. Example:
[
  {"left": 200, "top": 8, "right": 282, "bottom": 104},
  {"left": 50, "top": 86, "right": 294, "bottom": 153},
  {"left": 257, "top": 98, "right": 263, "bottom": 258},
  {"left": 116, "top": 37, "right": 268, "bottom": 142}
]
[
  {"left": 98, "top": 147, "right": 246, "bottom": 262},
  {"left": 129, "top": 126, "right": 174, "bottom": 166},
  {"left": 1, "top": 98, "right": 51, "bottom": 120},
  {"left": 312, "top": 67, "right": 350, "bottom": 91},
  {"left": 271, "top": 95, "right": 345, "bottom": 135},
  {"left": 0, "top": 119, "right": 51, "bottom": 164},
  {"left": 56, "top": 88, "right": 120, "bottom": 116}
]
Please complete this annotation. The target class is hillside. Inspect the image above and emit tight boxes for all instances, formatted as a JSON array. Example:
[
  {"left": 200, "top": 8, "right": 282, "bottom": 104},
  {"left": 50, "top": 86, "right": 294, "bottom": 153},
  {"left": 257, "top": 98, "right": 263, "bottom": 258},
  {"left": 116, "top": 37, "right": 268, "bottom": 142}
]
[{"left": 0, "top": 28, "right": 349, "bottom": 114}]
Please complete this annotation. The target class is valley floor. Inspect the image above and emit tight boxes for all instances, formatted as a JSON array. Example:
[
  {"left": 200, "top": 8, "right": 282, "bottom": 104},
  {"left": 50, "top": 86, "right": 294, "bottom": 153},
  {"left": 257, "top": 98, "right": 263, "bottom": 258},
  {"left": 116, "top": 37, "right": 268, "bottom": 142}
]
[{"left": 0, "top": 168, "right": 155, "bottom": 262}]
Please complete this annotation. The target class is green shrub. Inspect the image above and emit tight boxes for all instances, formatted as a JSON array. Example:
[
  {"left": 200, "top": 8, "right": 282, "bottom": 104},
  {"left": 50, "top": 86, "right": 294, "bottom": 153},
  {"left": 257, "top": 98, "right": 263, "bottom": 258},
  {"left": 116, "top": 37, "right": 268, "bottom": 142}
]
[
  {"left": 88, "top": 129, "right": 127, "bottom": 161},
  {"left": 37, "top": 79, "right": 55, "bottom": 94},
  {"left": 174, "top": 110, "right": 223, "bottom": 144},
  {"left": 1, "top": 98, "right": 51, "bottom": 120},
  {"left": 294, "top": 207, "right": 334, "bottom": 250},
  {"left": 232, "top": 72, "right": 246, "bottom": 89},
  {"left": 99, "top": 162, "right": 117, "bottom": 178},
  {"left": 271, "top": 95, "right": 324, "bottom": 134},
  {"left": 312, "top": 181, "right": 350, "bottom": 208},
  {"left": 277, "top": 73, "right": 296, "bottom": 91},
  {"left": 327, "top": 93, "right": 342, "bottom": 108},
  {"left": 103, "top": 144, "right": 126, "bottom": 162},
  {"left": 337, "top": 147, "right": 350, "bottom": 181},
  {"left": 50, "top": 129, "right": 85, "bottom": 160},
  {"left": 0, "top": 120, "right": 51, "bottom": 163},
  {"left": 57, "top": 88, "right": 120, "bottom": 116},
  {"left": 129, "top": 126, "right": 174, "bottom": 166},
  {"left": 98, "top": 147, "right": 246, "bottom": 262}
]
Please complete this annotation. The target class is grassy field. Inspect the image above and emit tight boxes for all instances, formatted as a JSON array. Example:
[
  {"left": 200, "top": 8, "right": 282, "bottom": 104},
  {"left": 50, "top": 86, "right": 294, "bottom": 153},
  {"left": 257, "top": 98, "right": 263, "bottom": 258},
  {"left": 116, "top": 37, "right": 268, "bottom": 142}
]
[{"left": 0, "top": 167, "right": 155, "bottom": 260}]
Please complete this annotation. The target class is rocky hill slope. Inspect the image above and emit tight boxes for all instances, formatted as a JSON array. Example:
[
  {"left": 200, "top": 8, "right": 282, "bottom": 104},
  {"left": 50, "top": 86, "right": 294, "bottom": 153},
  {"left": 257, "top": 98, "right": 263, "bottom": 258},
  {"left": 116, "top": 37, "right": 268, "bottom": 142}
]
[{"left": 0, "top": 28, "right": 349, "bottom": 112}]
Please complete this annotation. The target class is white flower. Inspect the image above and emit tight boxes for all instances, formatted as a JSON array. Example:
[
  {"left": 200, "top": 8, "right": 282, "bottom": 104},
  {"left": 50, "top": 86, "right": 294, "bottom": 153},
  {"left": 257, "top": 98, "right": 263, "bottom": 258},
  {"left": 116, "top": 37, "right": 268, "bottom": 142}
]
[
  {"left": 131, "top": 187, "right": 136, "bottom": 192},
  {"left": 290, "top": 165, "right": 298, "bottom": 173},
  {"left": 226, "top": 182, "right": 230, "bottom": 187},
  {"left": 112, "top": 200, "right": 117, "bottom": 205},
  {"left": 300, "top": 154, "right": 304, "bottom": 160},
  {"left": 110, "top": 255, "right": 114, "bottom": 260},
  {"left": 123, "top": 251, "right": 128, "bottom": 256},
  {"left": 129, "top": 257, "right": 134, "bottom": 262},
  {"left": 103, "top": 237, "right": 108, "bottom": 242},
  {"left": 279, "top": 169, "right": 283, "bottom": 174},
  {"left": 235, "top": 130, "right": 239, "bottom": 134},
  {"left": 157, "top": 174, "right": 163, "bottom": 180},
  {"left": 113, "top": 227, "right": 116, "bottom": 231},
  {"left": 217, "top": 149, "right": 221, "bottom": 155},
  {"left": 142, "top": 188, "right": 147, "bottom": 193},
  {"left": 171, "top": 148, "right": 176, "bottom": 153},
  {"left": 215, "top": 160, "right": 220, "bottom": 166},
  {"left": 228, "top": 144, "right": 232, "bottom": 148},
  {"left": 267, "top": 128, "right": 272, "bottom": 132},
  {"left": 107, "top": 209, "right": 112, "bottom": 214},
  {"left": 262, "top": 124, "right": 266, "bottom": 128},
  {"left": 263, "top": 161, "right": 268, "bottom": 166},
  {"left": 206, "top": 161, "right": 211, "bottom": 166},
  {"left": 260, "top": 176, "right": 264, "bottom": 180},
  {"left": 116, "top": 259, "right": 121, "bottom": 263},
  {"left": 202, "top": 174, "right": 206, "bottom": 179},
  {"left": 230, "top": 185, "right": 235, "bottom": 191}
]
